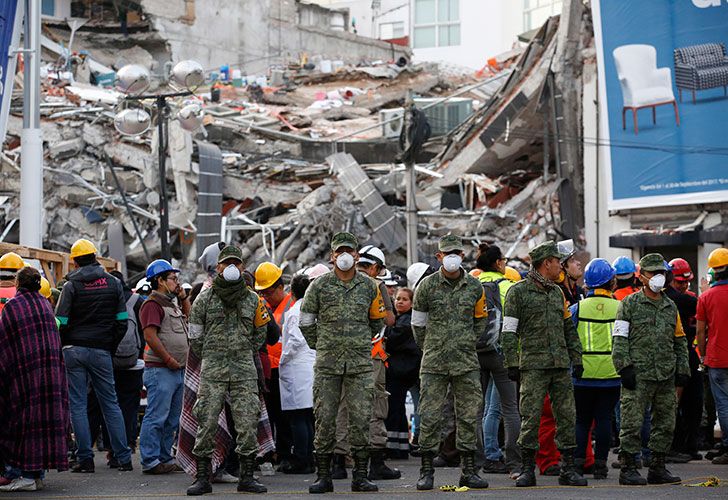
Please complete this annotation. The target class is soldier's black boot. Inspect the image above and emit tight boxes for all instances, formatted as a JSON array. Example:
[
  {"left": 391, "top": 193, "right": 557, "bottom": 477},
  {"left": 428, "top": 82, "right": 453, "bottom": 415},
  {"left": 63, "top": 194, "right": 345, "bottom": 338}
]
[
  {"left": 309, "top": 453, "right": 334, "bottom": 494},
  {"left": 351, "top": 451, "right": 378, "bottom": 492},
  {"left": 647, "top": 452, "right": 681, "bottom": 484},
  {"left": 558, "top": 448, "right": 588, "bottom": 486},
  {"left": 593, "top": 459, "right": 608, "bottom": 480},
  {"left": 515, "top": 448, "right": 537, "bottom": 487},
  {"left": 619, "top": 452, "right": 647, "bottom": 485},
  {"left": 186, "top": 457, "right": 213, "bottom": 496},
  {"left": 368, "top": 449, "right": 401, "bottom": 480},
  {"left": 237, "top": 454, "right": 267, "bottom": 493},
  {"left": 416, "top": 451, "right": 435, "bottom": 490},
  {"left": 458, "top": 451, "right": 489, "bottom": 489},
  {"left": 331, "top": 453, "right": 347, "bottom": 479}
]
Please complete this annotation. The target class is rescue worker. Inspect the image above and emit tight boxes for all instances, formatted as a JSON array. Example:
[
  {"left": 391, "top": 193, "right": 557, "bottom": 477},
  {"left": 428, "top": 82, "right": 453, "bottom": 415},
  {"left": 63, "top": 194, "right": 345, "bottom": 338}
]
[
  {"left": 612, "top": 253, "right": 690, "bottom": 485},
  {"left": 570, "top": 259, "right": 621, "bottom": 480},
  {"left": 0, "top": 252, "right": 25, "bottom": 314},
  {"left": 613, "top": 256, "right": 641, "bottom": 301},
  {"left": 186, "top": 245, "right": 270, "bottom": 496},
  {"left": 665, "top": 258, "right": 703, "bottom": 461},
  {"left": 501, "top": 240, "right": 587, "bottom": 488},
  {"left": 300, "top": 232, "right": 387, "bottom": 494},
  {"left": 254, "top": 262, "right": 295, "bottom": 472},
  {"left": 411, "top": 235, "right": 489, "bottom": 491}
]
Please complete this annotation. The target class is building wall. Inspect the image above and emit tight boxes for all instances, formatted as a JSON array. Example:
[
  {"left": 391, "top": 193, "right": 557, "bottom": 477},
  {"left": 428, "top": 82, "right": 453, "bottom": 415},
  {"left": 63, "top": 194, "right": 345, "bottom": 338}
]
[
  {"left": 310, "top": 0, "right": 409, "bottom": 39},
  {"left": 140, "top": 0, "right": 409, "bottom": 74}
]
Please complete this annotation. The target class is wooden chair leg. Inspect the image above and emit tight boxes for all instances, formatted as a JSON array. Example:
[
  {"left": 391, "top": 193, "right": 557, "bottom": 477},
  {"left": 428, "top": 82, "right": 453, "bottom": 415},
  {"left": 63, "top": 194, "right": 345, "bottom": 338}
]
[
  {"left": 673, "top": 101, "right": 680, "bottom": 127},
  {"left": 622, "top": 107, "right": 627, "bottom": 130},
  {"left": 632, "top": 108, "right": 639, "bottom": 135},
  {"left": 652, "top": 106, "right": 656, "bottom": 124}
]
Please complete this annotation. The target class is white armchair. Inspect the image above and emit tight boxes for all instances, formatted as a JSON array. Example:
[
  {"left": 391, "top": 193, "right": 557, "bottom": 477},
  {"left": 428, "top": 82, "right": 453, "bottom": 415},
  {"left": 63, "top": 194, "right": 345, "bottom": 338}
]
[{"left": 613, "top": 44, "right": 680, "bottom": 134}]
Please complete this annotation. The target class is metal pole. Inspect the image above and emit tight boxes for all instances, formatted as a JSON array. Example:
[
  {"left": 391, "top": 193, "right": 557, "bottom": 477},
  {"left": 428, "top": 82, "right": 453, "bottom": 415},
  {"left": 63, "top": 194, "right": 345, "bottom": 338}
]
[
  {"left": 157, "top": 96, "right": 171, "bottom": 260},
  {"left": 19, "top": 0, "right": 43, "bottom": 248},
  {"left": 404, "top": 91, "right": 418, "bottom": 267}
]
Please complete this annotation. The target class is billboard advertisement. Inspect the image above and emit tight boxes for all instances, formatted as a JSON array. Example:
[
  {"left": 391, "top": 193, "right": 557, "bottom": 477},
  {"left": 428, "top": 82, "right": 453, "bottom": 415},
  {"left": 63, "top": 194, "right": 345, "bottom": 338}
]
[
  {"left": 0, "top": 0, "right": 22, "bottom": 142},
  {"left": 592, "top": 0, "right": 728, "bottom": 210}
]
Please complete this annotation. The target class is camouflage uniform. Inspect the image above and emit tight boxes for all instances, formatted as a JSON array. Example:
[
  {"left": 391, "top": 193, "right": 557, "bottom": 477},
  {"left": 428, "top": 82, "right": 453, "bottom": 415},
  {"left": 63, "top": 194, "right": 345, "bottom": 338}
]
[
  {"left": 501, "top": 241, "right": 583, "bottom": 451},
  {"left": 299, "top": 234, "right": 386, "bottom": 456},
  {"left": 411, "top": 236, "right": 488, "bottom": 454},
  {"left": 613, "top": 254, "right": 690, "bottom": 455},
  {"left": 188, "top": 247, "right": 270, "bottom": 458}
]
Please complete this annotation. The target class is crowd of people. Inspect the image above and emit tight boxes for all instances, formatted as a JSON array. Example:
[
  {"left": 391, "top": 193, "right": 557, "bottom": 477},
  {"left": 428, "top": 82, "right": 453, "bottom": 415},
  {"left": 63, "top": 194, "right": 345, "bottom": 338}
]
[{"left": 0, "top": 233, "right": 727, "bottom": 494}]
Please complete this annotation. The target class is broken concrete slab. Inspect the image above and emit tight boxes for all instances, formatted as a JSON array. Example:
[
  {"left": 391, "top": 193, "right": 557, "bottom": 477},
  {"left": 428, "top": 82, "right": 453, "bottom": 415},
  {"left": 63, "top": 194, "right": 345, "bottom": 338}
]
[{"left": 49, "top": 138, "right": 86, "bottom": 160}]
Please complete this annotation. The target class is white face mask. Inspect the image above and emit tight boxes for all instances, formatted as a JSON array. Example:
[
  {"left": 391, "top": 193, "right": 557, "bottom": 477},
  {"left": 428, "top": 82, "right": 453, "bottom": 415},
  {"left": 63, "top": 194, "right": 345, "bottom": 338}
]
[
  {"left": 335, "top": 252, "right": 355, "bottom": 271},
  {"left": 442, "top": 254, "right": 463, "bottom": 273},
  {"left": 648, "top": 273, "right": 666, "bottom": 293},
  {"left": 223, "top": 264, "right": 241, "bottom": 282}
]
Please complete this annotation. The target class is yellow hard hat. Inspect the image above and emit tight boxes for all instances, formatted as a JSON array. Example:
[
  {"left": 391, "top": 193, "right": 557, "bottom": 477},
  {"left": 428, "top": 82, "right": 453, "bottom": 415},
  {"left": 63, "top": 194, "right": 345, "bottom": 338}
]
[
  {"left": 254, "top": 262, "right": 283, "bottom": 290},
  {"left": 504, "top": 266, "right": 522, "bottom": 282},
  {"left": 708, "top": 247, "right": 728, "bottom": 270},
  {"left": 40, "top": 277, "right": 52, "bottom": 299},
  {"left": 0, "top": 252, "right": 25, "bottom": 270},
  {"left": 70, "top": 239, "right": 97, "bottom": 260}
]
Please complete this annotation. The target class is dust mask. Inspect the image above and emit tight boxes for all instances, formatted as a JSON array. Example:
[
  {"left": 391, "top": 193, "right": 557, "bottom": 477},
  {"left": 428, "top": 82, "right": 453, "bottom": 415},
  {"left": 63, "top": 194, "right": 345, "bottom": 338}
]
[
  {"left": 223, "top": 264, "right": 241, "bottom": 282},
  {"left": 648, "top": 274, "right": 666, "bottom": 293},
  {"left": 335, "top": 253, "right": 355, "bottom": 272},
  {"left": 442, "top": 254, "right": 462, "bottom": 273}
]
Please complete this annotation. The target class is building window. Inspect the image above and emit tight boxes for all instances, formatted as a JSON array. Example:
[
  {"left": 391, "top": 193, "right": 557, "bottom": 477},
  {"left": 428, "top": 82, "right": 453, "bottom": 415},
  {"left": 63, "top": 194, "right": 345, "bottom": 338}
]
[
  {"left": 414, "top": 0, "right": 460, "bottom": 49},
  {"left": 42, "top": 0, "right": 55, "bottom": 17},
  {"left": 523, "top": 0, "right": 562, "bottom": 32},
  {"left": 380, "top": 21, "right": 405, "bottom": 40}
]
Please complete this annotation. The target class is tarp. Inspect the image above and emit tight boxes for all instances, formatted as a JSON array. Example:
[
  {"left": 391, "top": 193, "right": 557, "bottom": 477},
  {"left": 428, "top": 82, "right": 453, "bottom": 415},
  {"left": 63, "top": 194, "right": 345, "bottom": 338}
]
[{"left": 592, "top": 0, "right": 728, "bottom": 210}]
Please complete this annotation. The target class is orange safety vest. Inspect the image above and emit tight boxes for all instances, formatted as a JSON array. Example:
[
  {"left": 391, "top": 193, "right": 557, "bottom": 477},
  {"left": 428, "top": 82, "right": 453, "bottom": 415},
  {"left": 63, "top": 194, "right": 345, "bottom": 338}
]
[
  {"left": 614, "top": 286, "right": 640, "bottom": 301},
  {"left": 371, "top": 336, "right": 388, "bottom": 362},
  {"left": 0, "top": 286, "right": 17, "bottom": 315},
  {"left": 269, "top": 292, "right": 296, "bottom": 370}
]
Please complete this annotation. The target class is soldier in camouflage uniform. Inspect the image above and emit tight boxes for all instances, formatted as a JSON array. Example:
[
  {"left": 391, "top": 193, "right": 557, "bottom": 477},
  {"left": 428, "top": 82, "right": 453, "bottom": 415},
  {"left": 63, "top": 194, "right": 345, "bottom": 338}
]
[
  {"left": 612, "top": 253, "right": 690, "bottom": 486},
  {"left": 501, "top": 241, "right": 587, "bottom": 488},
  {"left": 299, "top": 232, "right": 387, "bottom": 494},
  {"left": 186, "top": 246, "right": 270, "bottom": 496},
  {"left": 411, "top": 235, "right": 490, "bottom": 491}
]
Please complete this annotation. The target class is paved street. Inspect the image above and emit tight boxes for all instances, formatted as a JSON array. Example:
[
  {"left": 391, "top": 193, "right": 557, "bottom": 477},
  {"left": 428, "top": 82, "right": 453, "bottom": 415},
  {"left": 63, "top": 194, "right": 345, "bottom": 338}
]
[{"left": 12, "top": 453, "right": 726, "bottom": 499}]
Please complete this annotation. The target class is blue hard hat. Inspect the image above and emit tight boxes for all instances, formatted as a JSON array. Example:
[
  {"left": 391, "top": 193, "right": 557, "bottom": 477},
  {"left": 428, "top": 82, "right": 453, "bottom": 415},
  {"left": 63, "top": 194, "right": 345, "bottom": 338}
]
[
  {"left": 145, "top": 259, "right": 180, "bottom": 280},
  {"left": 584, "top": 258, "right": 616, "bottom": 289},
  {"left": 612, "top": 256, "right": 636, "bottom": 276}
]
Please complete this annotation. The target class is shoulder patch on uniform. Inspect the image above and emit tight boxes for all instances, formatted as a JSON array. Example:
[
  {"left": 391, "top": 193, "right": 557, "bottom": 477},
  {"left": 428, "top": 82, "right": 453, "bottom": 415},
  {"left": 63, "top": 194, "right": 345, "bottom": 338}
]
[{"left": 254, "top": 296, "right": 271, "bottom": 327}]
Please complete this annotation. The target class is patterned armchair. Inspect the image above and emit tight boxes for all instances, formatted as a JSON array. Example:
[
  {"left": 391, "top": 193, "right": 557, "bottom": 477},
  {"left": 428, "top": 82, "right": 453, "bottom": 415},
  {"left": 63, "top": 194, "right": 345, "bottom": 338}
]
[{"left": 674, "top": 43, "right": 728, "bottom": 103}]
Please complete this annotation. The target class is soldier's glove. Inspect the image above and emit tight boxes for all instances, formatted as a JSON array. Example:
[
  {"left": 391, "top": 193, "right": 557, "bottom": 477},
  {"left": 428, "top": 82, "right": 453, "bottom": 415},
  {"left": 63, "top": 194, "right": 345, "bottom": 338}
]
[
  {"left": 572, "top": 364, "right": 584, "bottom": 379},
  {"left": 507, "top": 367, "right": 520, "bottom": 382},
  {"left": 619, "top": 365, "right": 637, "bottom": 390},
  {"left": 675, "top": 373, "right": 690, "bottom": 388}
]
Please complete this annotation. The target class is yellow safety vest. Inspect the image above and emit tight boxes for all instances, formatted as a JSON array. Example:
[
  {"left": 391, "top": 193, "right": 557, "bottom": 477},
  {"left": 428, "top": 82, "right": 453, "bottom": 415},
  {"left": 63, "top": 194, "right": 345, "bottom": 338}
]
[{"left": 576, "top": 295, "right": 619, "bottom": 379}]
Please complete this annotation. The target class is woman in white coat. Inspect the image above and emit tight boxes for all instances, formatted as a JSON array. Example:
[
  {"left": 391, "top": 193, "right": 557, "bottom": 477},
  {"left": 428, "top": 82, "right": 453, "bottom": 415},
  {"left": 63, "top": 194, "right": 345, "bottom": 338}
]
[{"left": 278, "top": 272, "right": 318, "bottom": 474}]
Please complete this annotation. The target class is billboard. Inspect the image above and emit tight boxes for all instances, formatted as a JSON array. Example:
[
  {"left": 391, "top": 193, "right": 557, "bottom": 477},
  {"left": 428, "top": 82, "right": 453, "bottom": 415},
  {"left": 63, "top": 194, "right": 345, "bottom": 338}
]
[
  {"left": 0, "top": 0, "right": 22, "bottom": 142},
  {"left": 592, "top": 0, "right": 728, "bottom": 210}
]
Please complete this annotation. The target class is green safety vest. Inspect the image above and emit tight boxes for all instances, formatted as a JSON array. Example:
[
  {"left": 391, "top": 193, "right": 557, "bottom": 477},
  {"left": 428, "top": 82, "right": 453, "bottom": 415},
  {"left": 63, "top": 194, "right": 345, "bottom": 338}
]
[{"left": 576, "top": 295, "right": 619, "bottom": 379}]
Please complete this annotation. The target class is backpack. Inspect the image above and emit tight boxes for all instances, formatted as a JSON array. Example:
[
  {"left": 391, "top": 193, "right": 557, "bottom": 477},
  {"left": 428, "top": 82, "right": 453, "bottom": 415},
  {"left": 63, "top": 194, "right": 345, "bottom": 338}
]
[
  {"left": 476, "top": 278, "right": 505, "bottom": 352},
  {"left": 113, "top": 293, "right": 143, "bottom": 369}
]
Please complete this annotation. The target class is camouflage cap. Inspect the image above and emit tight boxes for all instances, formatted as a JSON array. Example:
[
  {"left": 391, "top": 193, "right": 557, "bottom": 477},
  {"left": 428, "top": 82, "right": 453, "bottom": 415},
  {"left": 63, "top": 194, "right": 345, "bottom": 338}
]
[
  {"left": 639, "top": 253, "right": 667, "bottom": 272},
  {"left": 529, "top": 241, "right": 561, "bottom": 263},
  {"left": 331, "top": 232, "right": 358, "bottom": 251},
  {"left": 217, "top": 245, "right": 243, "bottom": 264},
  {"left": 438, "top": 235, "right": 465, "bottom": 253}
]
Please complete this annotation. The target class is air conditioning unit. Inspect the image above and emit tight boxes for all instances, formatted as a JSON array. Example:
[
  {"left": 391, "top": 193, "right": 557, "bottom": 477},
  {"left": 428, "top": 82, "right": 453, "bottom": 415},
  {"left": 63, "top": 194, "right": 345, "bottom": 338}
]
[{"left": 378, "top": 98, "right": 473, "bottom": 139}]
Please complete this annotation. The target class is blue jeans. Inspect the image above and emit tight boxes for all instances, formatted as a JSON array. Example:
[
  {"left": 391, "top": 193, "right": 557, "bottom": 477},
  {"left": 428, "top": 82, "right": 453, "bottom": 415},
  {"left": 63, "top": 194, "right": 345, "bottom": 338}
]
[
  {"left": 482, "top": 379, "right": 502, "bottom": 461},
  {"left": 63, "top": 346, "right": 131, "bottom": 464},
  {"left": 139, "top": 367, "right": 185, "bottom": 470},
  {"left": 708, "top": 367, "right": 728, "bottom": 447}
]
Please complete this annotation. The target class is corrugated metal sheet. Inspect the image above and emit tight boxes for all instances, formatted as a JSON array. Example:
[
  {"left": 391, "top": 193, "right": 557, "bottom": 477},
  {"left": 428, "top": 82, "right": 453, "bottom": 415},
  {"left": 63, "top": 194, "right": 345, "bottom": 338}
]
[
  {"left": 194, "top": 141, "right": 223, "bottom": 259},
  {"left": 328, "top": 153, "right": 406, "bottom": 253}
]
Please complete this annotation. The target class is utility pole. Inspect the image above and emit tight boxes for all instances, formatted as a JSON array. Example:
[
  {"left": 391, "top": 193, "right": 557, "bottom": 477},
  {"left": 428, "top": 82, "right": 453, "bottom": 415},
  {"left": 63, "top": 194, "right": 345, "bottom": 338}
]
[
  {"left": 403, "top": 91, "right": 418, "bottom": 267},
  {"left": 19, "top": 0, "right": 43, "bottom": 248}
]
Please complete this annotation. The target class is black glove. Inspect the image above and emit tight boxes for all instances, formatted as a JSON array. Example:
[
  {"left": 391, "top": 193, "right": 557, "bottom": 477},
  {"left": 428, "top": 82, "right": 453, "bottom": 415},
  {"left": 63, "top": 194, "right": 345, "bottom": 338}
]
[
  {"left": 619, "top": 365, "right": 637, "bottom": 390},
  {"left": 675, "top": 373, "right": 690, "bottom": 388},
  {"left": 507, "top": 367, "right": 520, "bottom": 382},
  {"left": 572, "top": 364, "right": 584, "bottom": 379}
]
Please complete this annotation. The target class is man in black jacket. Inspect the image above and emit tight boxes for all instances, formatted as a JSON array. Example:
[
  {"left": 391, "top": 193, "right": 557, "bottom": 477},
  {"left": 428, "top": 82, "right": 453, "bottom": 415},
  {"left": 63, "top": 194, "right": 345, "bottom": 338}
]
[{"left": 57, "top": 239, "right": 133, "bottom": 473}]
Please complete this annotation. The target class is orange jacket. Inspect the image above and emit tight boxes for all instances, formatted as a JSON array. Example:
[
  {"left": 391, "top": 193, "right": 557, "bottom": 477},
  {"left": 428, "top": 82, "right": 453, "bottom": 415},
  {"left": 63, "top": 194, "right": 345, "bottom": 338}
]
[
  {"left": 269, "top": 292, "right": 296, "bottom": 369},
  {"left": 0, "top": 286, "right": 17, "bottom": 315},
  {"left": 614, "top": 286, "right": 640, "bottom": 301}
]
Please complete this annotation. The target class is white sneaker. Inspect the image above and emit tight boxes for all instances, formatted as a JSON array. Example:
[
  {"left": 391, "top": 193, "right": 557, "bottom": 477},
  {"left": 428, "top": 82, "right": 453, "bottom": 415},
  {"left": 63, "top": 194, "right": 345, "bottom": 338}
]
[
  {"left": 212, "top": 470, "right": 238, "bottom": 483},
  {"left": 0, "top": 477, "right": 38, "bottom": 491}
]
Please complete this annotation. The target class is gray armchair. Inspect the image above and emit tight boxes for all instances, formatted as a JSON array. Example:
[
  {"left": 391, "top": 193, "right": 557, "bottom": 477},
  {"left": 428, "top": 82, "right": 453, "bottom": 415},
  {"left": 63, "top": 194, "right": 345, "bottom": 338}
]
[{"left": 674, "top": 43, "right": 728, "bottom": 103}]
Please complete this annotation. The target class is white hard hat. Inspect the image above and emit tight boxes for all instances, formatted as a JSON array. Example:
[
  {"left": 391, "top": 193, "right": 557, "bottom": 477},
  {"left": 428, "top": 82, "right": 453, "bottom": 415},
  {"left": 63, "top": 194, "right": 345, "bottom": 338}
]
[
  {"left": 407, "top": 262, "right": 432, "bottom": 289},
  {"left": 135, "top": 278, "right": 151, "bottom": 293},
  {"left": 359, "top": 245, "right": 386, "bottom": 267},
  {"left": 181, "top": 282, "right": 193, "bottom": 291},
  {"left": 303, "top": 263, "right": 330, "bottom": 279},
  {"left": 380, "top": 269, "right": 399, "bottom": 287}
]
